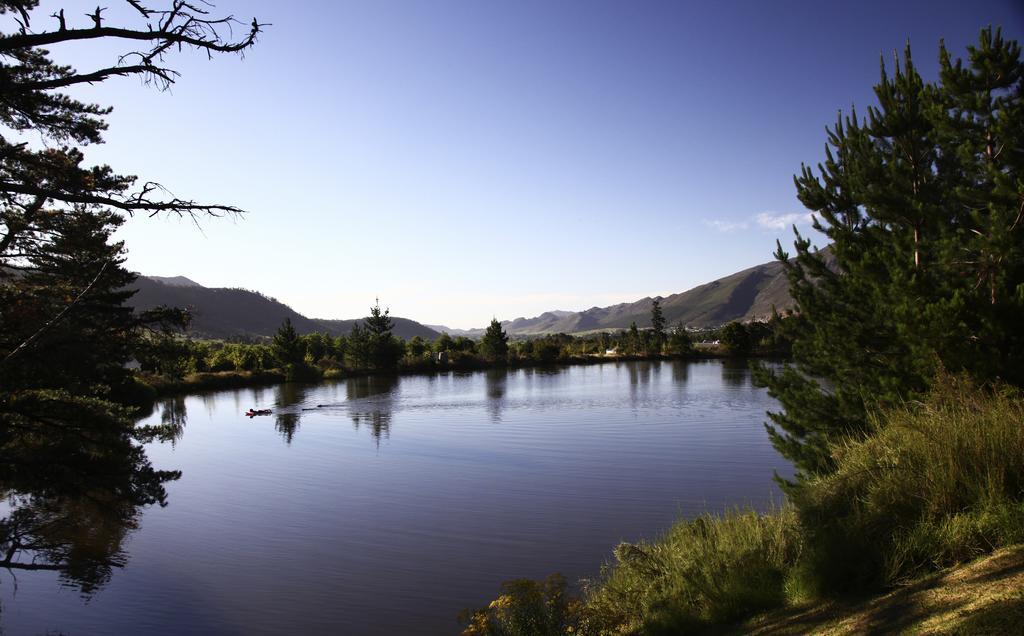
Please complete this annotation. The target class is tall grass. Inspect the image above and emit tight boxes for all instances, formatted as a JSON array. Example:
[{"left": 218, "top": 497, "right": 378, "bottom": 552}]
[
  {"left": 793, "top": 377, "right": 1024, "bottom": 593},
  {"left": 583, "top": 508, "right": 801, "bottom": 634},
  {"left": 462, "top": 378, "right": 1024, "bottom": 634}
]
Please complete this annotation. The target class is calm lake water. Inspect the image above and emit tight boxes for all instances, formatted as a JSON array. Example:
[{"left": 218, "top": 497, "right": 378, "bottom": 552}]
[{"left": 2, "top": 360, "right": 791, "bottom": 635}]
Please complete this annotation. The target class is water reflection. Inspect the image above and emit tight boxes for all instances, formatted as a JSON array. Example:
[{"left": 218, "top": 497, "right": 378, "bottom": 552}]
[
  {"left": 347, "top": 375, "right": 398, "bottom": 446},
  {"left": 275, "top": 383, "right": 308, "bottom": 445},
  {"left": 0, "top": 400, "right": 180, "bottom": 596},
  {"left": 157, "top": 396, "right": 188, "bottom": 446},
  {"left": 627, "top": 361, "right": 654, "bottom": 409},
  {"left": 484, "top": 368, "right": 508, "bottom": 422},
  {"left": 720, "top": 358, "right": 750, "bottom": 388},
  {"left": 672, "top": 360, "right": 690, "bottom": 384}
]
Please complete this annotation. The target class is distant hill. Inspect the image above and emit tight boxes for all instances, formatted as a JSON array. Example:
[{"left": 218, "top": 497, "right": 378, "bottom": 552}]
[
  {"left": 127, "top": 276, "right": 439, "bottom": 341},
  {"left": 454, "top": 249, "right": 834, "bottom": 336},
  {"left": 145, "top": 275, "right": 203, "bottom": 288}
]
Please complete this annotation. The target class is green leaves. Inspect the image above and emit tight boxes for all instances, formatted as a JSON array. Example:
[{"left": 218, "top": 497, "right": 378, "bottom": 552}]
[{"left": 759, "top": 27, "right": 1024, "bottom": 480}]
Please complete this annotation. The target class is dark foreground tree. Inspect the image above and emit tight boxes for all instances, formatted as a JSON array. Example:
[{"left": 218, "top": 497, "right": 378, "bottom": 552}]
[
  {"left": 479, "top": 318, "right": 510, "bottom": 363},
  {"left": 755, "top": 28, "right": 1024, "bottom": 480},
  {"left": 0, "top": 1, "right": 263, "bottom": 583}
]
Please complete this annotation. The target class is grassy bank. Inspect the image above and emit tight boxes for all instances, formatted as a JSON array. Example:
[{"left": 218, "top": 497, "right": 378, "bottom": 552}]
[{"left": 462, "top": 379, "right": 1024, "bottom": 634}]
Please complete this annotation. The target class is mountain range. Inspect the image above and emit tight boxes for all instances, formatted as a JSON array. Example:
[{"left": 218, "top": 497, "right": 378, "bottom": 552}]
[
  {"left": 131, "top": 250, "right": 830, "bottom": 340},
  {"left": 127, "top": 277, "right": 440, "bottom": 341},
  {"left": 437, "top": 251, "right": 831, "bottom": 337}
]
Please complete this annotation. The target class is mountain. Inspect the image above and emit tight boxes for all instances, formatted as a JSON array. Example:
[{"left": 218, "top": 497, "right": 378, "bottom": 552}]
[
  {"left": 145, "top": 275, "right": 202, "bottom": 288},
  {"left": 482, "top": 249, "right": 834, "bottom": 335},
  {"left": 127, "top": 276, "right": 439, "bottom": 341}
]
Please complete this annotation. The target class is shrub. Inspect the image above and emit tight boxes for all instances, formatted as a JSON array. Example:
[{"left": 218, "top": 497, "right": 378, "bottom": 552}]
[
  {"left": 793, "top": 377, "right": 1024, "bottom": 594},
  {"left": 460, "top": 573, "right": 582, "bottom": 636},
  {"left": 584, "top": 507, "right": 800, "bottom": 634}
]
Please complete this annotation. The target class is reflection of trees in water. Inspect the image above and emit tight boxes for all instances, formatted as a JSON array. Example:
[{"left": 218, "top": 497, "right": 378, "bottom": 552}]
[
  {"left": 720, "top": 358, "right": 750, "bottom": 388},
  {"left": 347, "top": 375, "right": 398, "bottom": 446},
  {"left": 627, "top": 361, "right": 654, "bottom": 408},
  {"left": 1, "top": 493, "right": 138, "bottom": 595},
  {"left": 672, "top": 360, "right": 690, "bottom": 384},
  {"left": 156, "top": 396, "right": 188, "bottom": 446},
  {"left": 484, "top": 368, "right": 509, "bottom": 422},
  {"left": 274, "top": 383, "right": 308, "bottom": 445},
  {"left": 0, "top": 399, "right": 180, "bottom": 595}
]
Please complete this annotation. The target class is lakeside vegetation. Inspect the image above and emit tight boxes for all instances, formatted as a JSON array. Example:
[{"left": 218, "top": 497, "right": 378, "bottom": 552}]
[
  {"left": 126, "top": 301, "right": 792, "bottom": 400},
  {"left": 462, "top": 28, "right": 1024, "bottom": 635},
  {"left": 0, "top": 2, "right": 1020, "bottom": 633},
  {"left": 463, "top": 379, "right": 1024, "bottom": 635}
]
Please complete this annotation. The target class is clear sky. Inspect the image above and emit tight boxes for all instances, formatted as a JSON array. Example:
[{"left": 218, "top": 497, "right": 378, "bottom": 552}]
[{"left": 38, "top": 0, "right": 1024, "bottom": 328}]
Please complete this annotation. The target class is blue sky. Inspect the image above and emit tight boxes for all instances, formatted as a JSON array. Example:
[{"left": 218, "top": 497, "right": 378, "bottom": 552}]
[{"left": 39, "top": 0, "right": 1024, "bottom": 328}]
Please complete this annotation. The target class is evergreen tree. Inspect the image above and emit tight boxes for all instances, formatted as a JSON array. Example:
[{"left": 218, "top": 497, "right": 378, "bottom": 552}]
[
  {"left": 479, "top": 318, "right": 510, "bottom": 363},
  {"left": 0, "top": 2, "right": 263, "bottom": 579},
  {"left": 755, "top": 29, "right": 1024, "bottom": 479},
  {"left": 363, "top": 299, "right": 402, "bottom": 370},
  {"left": 719, "top": 322, "right": 751, "bottom": 356},
  {"left": 650, "top": 299, "right": 667, "bottom": 352},
  {"left": 271, "top": 318, "right": 305, "bottom": 367},
  {"left": 667, "top": 322, "right": 693, "bottom": 356},
  {"left": 627, "top": 322, "right": 641, "bottom": 354},
  {"left": 346, "top": 323, "right": 370, "bottom": 369},
  {"left": 434, "top": 332, "right": 454, "bottom": 354}
]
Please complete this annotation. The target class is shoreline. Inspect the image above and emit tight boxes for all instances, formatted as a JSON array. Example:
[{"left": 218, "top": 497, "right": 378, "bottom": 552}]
[{"left": 138, "top": 351, "right": 785, "bottom": 402}]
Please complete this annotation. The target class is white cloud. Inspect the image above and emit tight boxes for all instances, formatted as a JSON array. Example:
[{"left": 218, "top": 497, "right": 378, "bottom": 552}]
[
  {"left": 703, "top": 219, "right": 750, "bottom": 233},
  {"left": 754, "top": 211, "right": 815, "bottom": 230},
  {"left": 703, "top": 211, "right": 815, "bottom": 234}
]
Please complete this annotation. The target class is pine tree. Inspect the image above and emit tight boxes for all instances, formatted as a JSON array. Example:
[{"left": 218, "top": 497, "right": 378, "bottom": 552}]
[
  {"left": 627, "top": 322, "right": 641, "bottom": 354},
  {"left": 650, "top": 299, "right": 667, "bottom": 353},
  {"left": 719, "top": 322, "right": 751, "bottom": 356},
  {"left": 363, "top": 299, "right": 402, "bottom": 370},
  {"left": 755, "top": 29, "right": 1024, "bottom": 479},
  {"left": 480, "top": 318, "right": 510, "bottom": 363},
  {"left": 271, "top": 318, "right": 305, "bottom": 367}
]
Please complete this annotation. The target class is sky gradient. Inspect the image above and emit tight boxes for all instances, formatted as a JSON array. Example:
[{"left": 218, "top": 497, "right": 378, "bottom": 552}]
[{"left": 38, "top": 0, "right": 1024, "bottom": 328}]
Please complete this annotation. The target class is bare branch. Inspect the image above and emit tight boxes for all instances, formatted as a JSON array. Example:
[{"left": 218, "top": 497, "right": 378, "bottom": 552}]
[{"left": 0, "top": 22, "right": 265, "bottom": 55}]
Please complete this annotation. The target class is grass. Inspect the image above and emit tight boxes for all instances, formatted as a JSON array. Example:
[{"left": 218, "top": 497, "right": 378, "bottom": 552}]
[
  {"left": 463, "top": 378, "right": 1024, "bottom": 635},
  {"left": 738, "top": 544, "right": 1024, "bottom": 635}
]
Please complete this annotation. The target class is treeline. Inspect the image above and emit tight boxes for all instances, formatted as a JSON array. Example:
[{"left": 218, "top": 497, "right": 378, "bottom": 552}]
[{"left": 136, "top": 300, "right": 793, "bottom": 386}]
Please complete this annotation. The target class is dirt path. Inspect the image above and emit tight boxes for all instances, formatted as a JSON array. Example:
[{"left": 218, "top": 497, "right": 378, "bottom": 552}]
[{"left": 738, "top": 545, "right": 1024, "bottom": 635}]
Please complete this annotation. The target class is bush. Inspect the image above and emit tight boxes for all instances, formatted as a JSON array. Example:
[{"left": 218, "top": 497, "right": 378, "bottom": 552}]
[
  {"left": 584, "top": 507, "right": 800, "bottom": 634},
  {"left": 461, "top": 573, "right": 582, "bottom": 636},
  {"left": 793, "top": 377, "right": 1024, "bottom": 594}
]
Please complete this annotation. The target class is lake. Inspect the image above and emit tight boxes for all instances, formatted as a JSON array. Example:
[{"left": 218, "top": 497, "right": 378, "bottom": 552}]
[{"left": 1, "top": 360, "right": 792, "bottom": 635}]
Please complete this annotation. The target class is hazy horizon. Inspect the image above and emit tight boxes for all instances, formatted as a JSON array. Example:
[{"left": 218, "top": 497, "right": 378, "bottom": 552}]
[{"left": 45, "top": 0, "right": 1023, "bottom": 328}]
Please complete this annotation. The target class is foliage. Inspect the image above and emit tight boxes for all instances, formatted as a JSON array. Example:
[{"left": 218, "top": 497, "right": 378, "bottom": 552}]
[
  {"left": 756, "top": 29, "right": 1024, "bottom": 479},
  {"left": 479, "top": 318, "right": 510, "bottom": 363},
  {"left": 460, "top": 573, "right": 583, "bottom": 636},
  {"left": 272, "top": 317, "right": 305, "bottom": 366},
  {"left": 363, "top": 300, "right": 403, "bottom": 370},
  {"left": 649, "top": 298, "right": 666, "bottom": 352},
  {"left": 719, "top": 321, "right": 752, "bottom": 356},
  {"left": 0, "top": 0, "right": 262, "bottom": 586},
  {"left": 665, "top": 322, "right": 692, "bottom": 356},
  {"left": 792, "top": 377, "right": 1024, "bottom": 594},
  {"left": 473, "top": 379, "right": 1024, "bottom": 632},
  {"left": 585, "top": 508, "right": 800, "bottom": 634}
]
